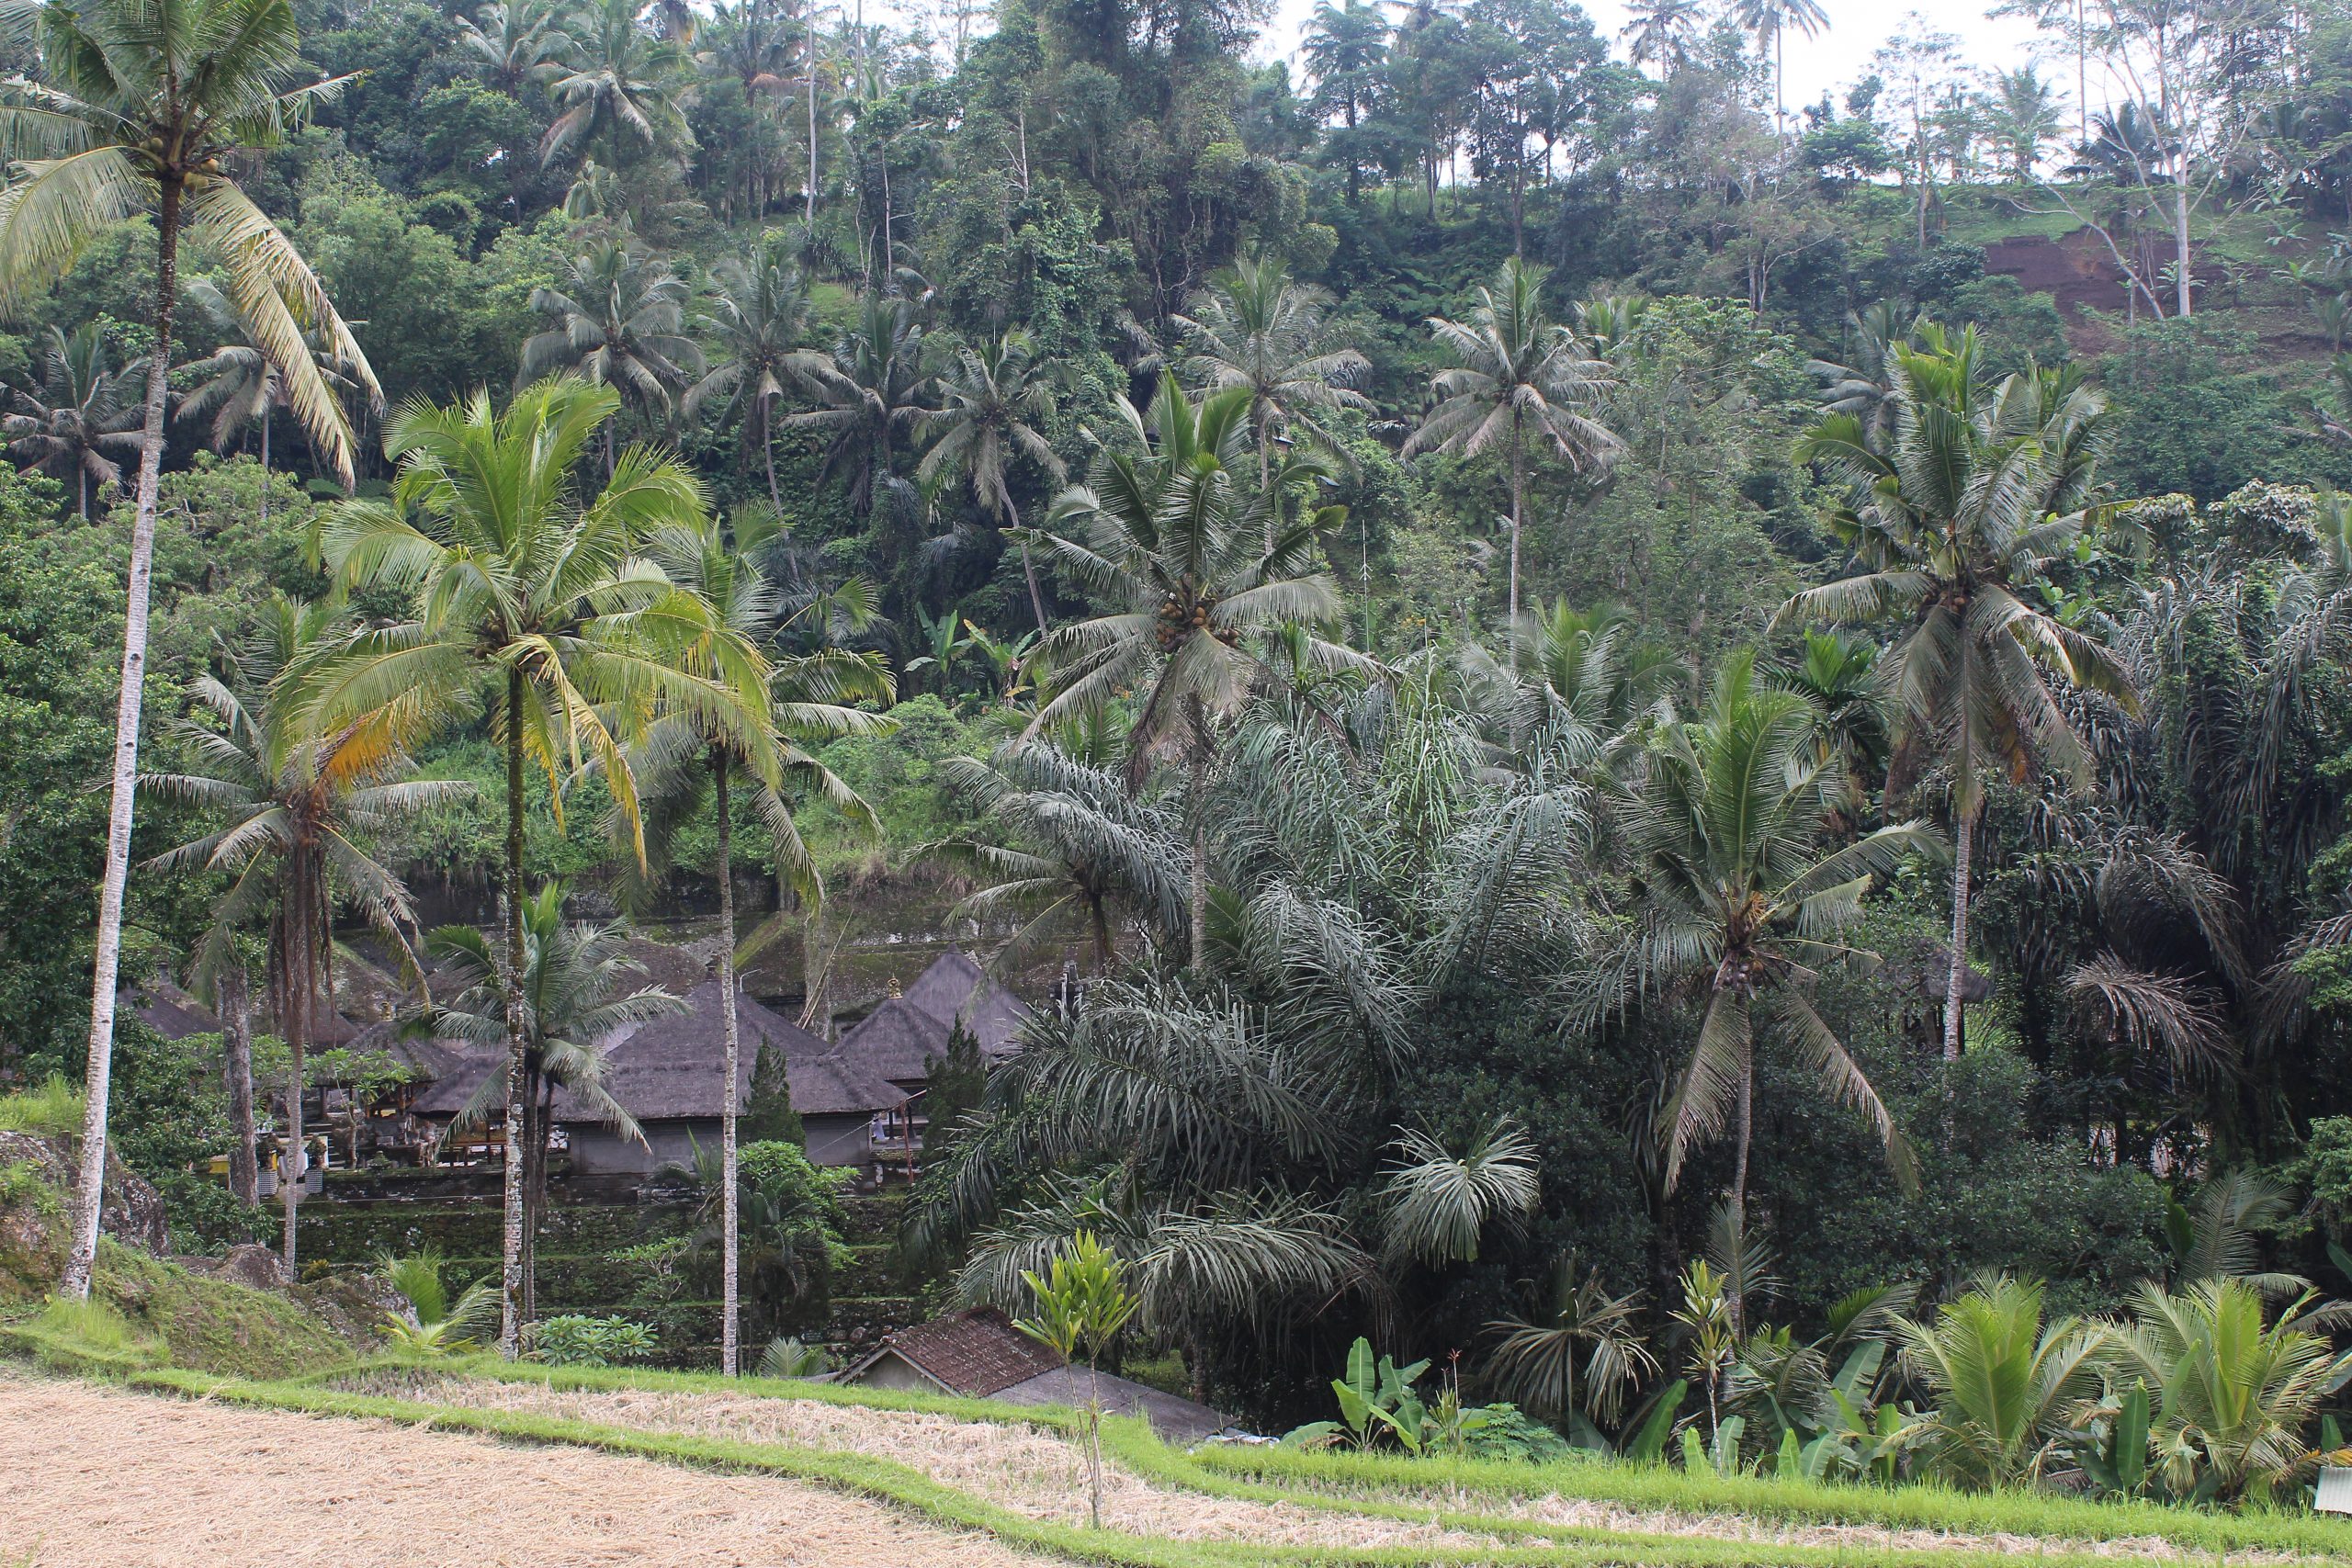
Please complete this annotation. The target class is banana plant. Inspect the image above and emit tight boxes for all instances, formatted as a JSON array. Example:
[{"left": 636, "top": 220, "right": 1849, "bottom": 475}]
[
  {"left": 1680, "top": 1414, "right": 1749, "bottom": 1476},
  {"left": 2075, "top": 1381, "right": 2152, "bottom": 1499},
  {"left": 904, "top": 604, "right": 974, "bottom": 696},
  {"left": 1285, "top": 1336, "right": 1433, "bottom": 1451},
  {"left": 962, "top": 619, "right": 1037, "bottom": 707}
]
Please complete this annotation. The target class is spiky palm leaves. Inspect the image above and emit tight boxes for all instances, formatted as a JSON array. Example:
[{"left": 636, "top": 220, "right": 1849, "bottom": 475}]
[
  {"left": 782, "top": 289, "right": 929, "bottom": 518},
  {"left": 1482, "top": 1254, "right": 1658, "bottom": 1426},
  {"left": 1378, "top": 1116, "right": 1538, "bottom": 1266},
  {"left": 922, "top": 741, "right": 1188, "bottom": 973},
  {"left": 424, "top": 883, "right": 676, "bottom": 1324},
  {"left": 177, "top": 276, "right": 368, "bottom": 525},
  {"left": 315, "top": 376, "right": 774, "bottom": 1355},
  {"left": 1781, "top": 323, "right": 2136, "bottom": 1060},
  {"left": 686, "top": 233, "right": 818, "bottom": 513},
  {"left": 141, "top": 592, "right": 458, "bottom": 1272},
  {"left": 1172, "top": 253, "right": 1372, "bottom": 543},
  {"left": 541, "top": 0, "right": 695, "bottom": 166},
  {"left": 521, "top": 236, "right": 704, "bottom": 449},
  {"left": 915, "top": 331, "right": 1065, "bottom": 632},
  {"left": 1584, "top": 653, "right": 1931, "bottom": 1254},
  {"left": 1894, "top": 1273, "right": 2109, "bottom": 1489},
  {"left": 459, "top": 0, "right": 572, "bottom": 91},
  {"left": 1461, "top": 600, "right": 1679, "bottom": 782},
  {"left": 1406, "top": 258, "right": 1620, "bottom": 639},
  {"left": 1020, "top": 372, "right": 1358, "bottom": 963},
  {"left": 1617, "top": 0, "right": 1704, "bottom": 73},
  {"left": 4, "top": 322, "right": 143, "bottom": 515}
]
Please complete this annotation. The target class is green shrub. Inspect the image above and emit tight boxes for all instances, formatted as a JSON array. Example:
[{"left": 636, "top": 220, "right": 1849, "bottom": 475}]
[{"left": 531, "top": 1313, "right": 657, "bottom": 1367}]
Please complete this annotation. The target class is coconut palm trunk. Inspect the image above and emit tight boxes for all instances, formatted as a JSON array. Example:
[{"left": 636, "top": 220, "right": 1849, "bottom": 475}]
[
  {"left": 220, "top": 961, "right": 258, "bottom": 1205},
  {"left": 762, "top": 397, "right": 783, "bottom": 514},
  {"left": 715, "top": 750, "right": 742, "bottom": 1376},
  {"left": 62, "top": 181, "right": 184, "bottom": 1301},
  {"left": 499, "top": 668, "right": 531, "bottom": 1357},
  {"left": 1944, "top": 806, "right": 1974, "bottom": 1062},
  {"left": 1186, "top": 711, "right": 1209, "bottom": 966},
  {"left": 278, "top": 849, "right": 311, "bottom": 1277},
  {"left": 1507, "top": 406, "right": 1524, "bottom": 665}
]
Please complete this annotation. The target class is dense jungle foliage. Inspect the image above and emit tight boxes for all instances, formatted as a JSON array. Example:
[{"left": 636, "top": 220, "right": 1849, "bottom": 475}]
[{"left": 7, "top": 0, "right": 2352, "bottom": 1496}]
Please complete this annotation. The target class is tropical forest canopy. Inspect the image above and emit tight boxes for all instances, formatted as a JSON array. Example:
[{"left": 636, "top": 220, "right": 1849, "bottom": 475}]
[{"left": 12, "top": 0, "right": 2352, "bottom": 1472}]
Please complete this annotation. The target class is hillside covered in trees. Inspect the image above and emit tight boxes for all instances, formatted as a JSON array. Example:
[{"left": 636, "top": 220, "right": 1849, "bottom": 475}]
[{"left": 9, "top": 0, "right": 2352, "bottom": 1499}]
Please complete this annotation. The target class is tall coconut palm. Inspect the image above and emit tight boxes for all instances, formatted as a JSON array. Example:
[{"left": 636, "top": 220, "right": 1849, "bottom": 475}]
[
  {"left": 140, "top": 593, "right": 455, "bottom": 1274},
  {"left": 177, "top": 276, "right": 366, "bottom": 528},
  {"left": 626, "top": 505, "right": 893, "bottom": 1374},
  {"left": 521, "top": 235, "right": 704, "bottom": 465},
  {"left": 915, "top": 330, "right": 1065, "bottom": 633},
  {"left": 1017, "top": 372, "right": 1358, "bottom": 963},
  {"left": 458, "top": 0, "right": 572, "bottom": 92},
  {"left": 685, "top": 232, "right": 819, "bottom": 513},
  {"left": 1302, "top": 0, "right": 1388, "bottom": 202},
  {"left": 423, "top": 885, "right": 675, "bottom": 1325},
  {"left": 314, "top": 376, "right": 774, "bottom": 1356},
  {"left": 782, "top": 288, "right": 930, "bottom": 518},
  {"left": 1770, "top": 629, "right": 1887, "bottom": 835},
  {"left": 1733, "top": 0, "right": 1829, "bottom": 133},
  {"left": 1778, "top": 325, "right": 2135, "bottom": 1061},
  {"left": 1171, "top": 254, "right": 1372, "bottom": 547},
  {"left": 1406, "top": 258, "right": 1620, "bottom": 649},
  {"left": 3, "top": 322, "right": 144, "bottom": 516},
  {"left": 1588, "top": 652, "right": 1929, "bottom": 1319},
  {"left": 0, "top": 0, "right": 382, "bottom": 1300},
  {"left": 920, "top": 739, "right": 1190, "bottom": 973},
  {"left": 1619, "top": 0, "right": 1704, "bottom": 74},
  {"left": 541, "top": 0, "right": 694, "bottom": 168}
]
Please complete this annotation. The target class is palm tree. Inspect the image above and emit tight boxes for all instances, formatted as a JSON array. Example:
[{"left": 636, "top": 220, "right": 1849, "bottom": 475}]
[
  {"left": 1589, "top": 652, "right": 1929, "bottom": 1312},
  {"left": 520, "top": 235, "right": 704, "bottom": 464},
  {"left": 1778, "top": 325, "right": 2135, "bottom": 1061},
  {"left": 177, "top": 277, "right": 366, "bottom": 528},
  {"left": 1407, "top": 258, "right": 1620, "bottom": 649},
  {"left": 541, "top": 0, "right": 694, "bottom": 168},
  {"left": 2109, "top": 1279, "right": 2352, "bottom": 1501},
  {"left": 1894, "top": 1274, "right": 2109, "bottom": 1488},
  {"left": 423, "top": 885, "right": 677, "bottom": 1325},
  {"left": 782, "top": 289, "right": 930, "bottom": 518},
  {"left": 4, "top": 322, "right": 144, "bottom": 516},
  {"left": 686, "top": 232, "right": 820, "bottom": 513},
  {"left": 141, "top": 593, "right": 455, "bottom": 1274},
  {"left": 1483, "top": 1255, "right": 1659, "bottom": 1427},
  {"left": 1172, "top": 254, "right": 1372, "bottom": 549},
  {"left": 627, "top": 505, "right": 892, "bottom": 1374},
  {"left": 1770, "top": 629, "right": 1887, "bottom": 835},
  {"left": 458, "top": 0, "right": 572, "bottom": 92},
  {"left": 1618, "top": 0, "right": 1704, "bottom": 75},
  {"left": 1733, "top": 0, "right": 1830, "bottom": 133},
  {"left": 1462, "top": 599, "right": 1679, "bottom": 779},
  {"left": 915, "top": 331, "right": 1065, "bottom": 633},
  {"left": 0, "top": 0, "right": 382, "bottom": 1301},
  {"left": 314, "top": 377, "right": 774, "bottom": 1356},
  {"left": 1805, "top": 302, "right": 1923, "bottom": 451},
  {"left": 921, "top": 739, "right": 1189, "bottom": 973},
  {"left": 1018, "top": 372, "right": 1355, "bottom": 962},
  {"left": 1988, "top": 65, "right": 2063, "bottom": 183}
]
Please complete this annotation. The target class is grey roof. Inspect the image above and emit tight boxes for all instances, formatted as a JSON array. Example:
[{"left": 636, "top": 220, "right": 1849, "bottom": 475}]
[
  {"left": 340, "top": 1019, "right": 473, "bottom": 1085},
  {"left": 835, "top": 996, "right": 956, "bottom": 1087},
  {"left": 413, "top": 979, "right": 902, "bottom": 1123},
  {"left": 899, "top": 949, "right": 1031, "bottom": 1055},
  {"left": 123, "top": 979, "right": 217, "bottom": 1041},
  {"left": 993, "top": 1368, "right": 1229, "bottom": 1442}
]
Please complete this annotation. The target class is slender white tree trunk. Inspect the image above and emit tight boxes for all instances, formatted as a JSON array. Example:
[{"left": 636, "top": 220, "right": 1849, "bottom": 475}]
[
  {"left": 220, "top": 960, "right": 257, "bottom": 1206},
  {"left": 1507, "top": 408, "right": 1524, "bottom": 671},
  {"left": 499, "top": 671, "right": 530, "bottom": 1358},
  {"left": 716, "top": 752, "right": 742, "bottom": 1376},
  {"left": 2174, "top": 184, "right": 2193, "bottom": 319},
  {"left": 62, "top": 179, "right": 183, "bottom": 1301},
  {"left": 1943, "top": 807, "right": 1974, "bottom": 1063}
]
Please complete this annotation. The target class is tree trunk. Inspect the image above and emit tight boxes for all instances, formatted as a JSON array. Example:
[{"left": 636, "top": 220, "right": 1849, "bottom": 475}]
[
  {"left": 716, "top": 751, "right": 742, "bottom": 1377},
  {"left": 62, "top": 175, "right": 184, "bottom": 1302},
  {"left": 1727, "top": 1043, "right": 1751, "bottom": 1335},
  {"left": 1259, "top": 426, "right": 1275, "bottom": 554},
  {"left": 1009, "top": 494, "right": 1048, "bottom": 637},
  {"left": 220, "top": 961, "right": 258, "bottom": 1206},
  {"left": 763, "top": 396, "right": 783, "bottom": 514},
  {"left": 2174, "top": 183, "right": 2193, "bottom": 319},
  {"left": 279, "top": 858, "right": 311, "bottom": 1279},
  {"left": 258, "top": 411, "right": 270, "bottom": 532},
  {"left": 498, "top": 669, "right": 531, "bottom": 1358},
  {"left": 1507, "top": 406, "right": 1524, "bottom": 670},
  {"left": 1090, "top": 895, "right": 1114, "bottom": 976},
  {"left": 1943, "top": 805, "right": 1975, "bottom": 1063},
  {"left": 1187, "top": 728, "right": 1208, "bottom": 968}
]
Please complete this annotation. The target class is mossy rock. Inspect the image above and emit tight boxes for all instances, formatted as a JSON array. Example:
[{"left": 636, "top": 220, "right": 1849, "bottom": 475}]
[{"left": 92, "top": 1242, "right": 356, "bottom": 1381}]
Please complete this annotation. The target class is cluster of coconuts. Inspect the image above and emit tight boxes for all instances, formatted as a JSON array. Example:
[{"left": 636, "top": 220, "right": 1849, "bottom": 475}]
[{"left": 1157, "top": 592, "right": 1213, "bottom": 649}]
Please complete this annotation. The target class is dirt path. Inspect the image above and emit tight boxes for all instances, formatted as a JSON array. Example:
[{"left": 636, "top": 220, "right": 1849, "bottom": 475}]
[
  {"left": 0, "top": 1371, "right": 1050, "bottom": 1568},
  {"left": 361, "top": 1373, "right": 2302, "bottom": 1563}
]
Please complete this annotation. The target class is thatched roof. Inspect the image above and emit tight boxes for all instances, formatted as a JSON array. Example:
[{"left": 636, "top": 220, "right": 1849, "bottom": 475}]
[
  {"left": 121, "top": 979, "right": 217, "bottom": 1042},
  {"left": 340, "top": 1019, "right": 476, "bottom": 1086},
  {"left": 412, "top": 979, "right": 903, "bottom": 1124},
  {"left": 838, "top": 951, "right": 1031, "bottom": 1085}
]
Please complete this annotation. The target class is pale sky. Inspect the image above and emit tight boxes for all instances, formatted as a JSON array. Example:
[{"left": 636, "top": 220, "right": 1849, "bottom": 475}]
[{"left": 1252, "top": 0, "right": 2051, "bottom": 114}]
